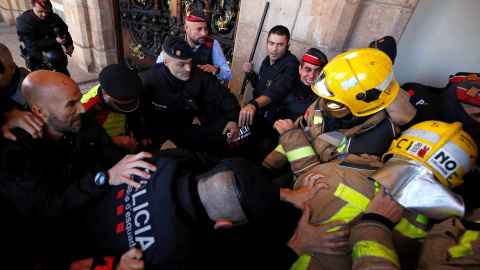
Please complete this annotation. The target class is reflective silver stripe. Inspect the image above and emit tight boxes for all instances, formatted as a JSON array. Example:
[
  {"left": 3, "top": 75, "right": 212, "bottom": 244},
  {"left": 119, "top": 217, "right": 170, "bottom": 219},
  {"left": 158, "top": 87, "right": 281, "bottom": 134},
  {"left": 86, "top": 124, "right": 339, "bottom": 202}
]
[
  {"left": 440, "top": 140, "right": 473, "bottom": 172},
  {"left": 402, "top": 128, "right": 441, "bottom": 144},
  {"left": 376, "top": 68, "right": 394, "bottom": 91}
]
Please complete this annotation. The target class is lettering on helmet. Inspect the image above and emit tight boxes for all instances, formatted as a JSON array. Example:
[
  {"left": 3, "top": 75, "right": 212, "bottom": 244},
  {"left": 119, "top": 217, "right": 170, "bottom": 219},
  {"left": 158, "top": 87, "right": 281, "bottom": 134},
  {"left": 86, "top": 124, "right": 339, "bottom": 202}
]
[
  {"left": 427, "top": 149, "right": 461, "bottom": 181},
  {"left": 356, "top": 101, "right": 385, "bottom": 115}
]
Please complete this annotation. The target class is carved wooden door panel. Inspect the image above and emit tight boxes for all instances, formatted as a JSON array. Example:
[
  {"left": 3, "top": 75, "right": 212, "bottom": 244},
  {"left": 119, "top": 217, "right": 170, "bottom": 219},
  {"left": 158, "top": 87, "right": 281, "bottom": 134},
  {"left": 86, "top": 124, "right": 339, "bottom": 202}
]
[{"left": 112, "top": 0, "right": 240, "bottom": 72}]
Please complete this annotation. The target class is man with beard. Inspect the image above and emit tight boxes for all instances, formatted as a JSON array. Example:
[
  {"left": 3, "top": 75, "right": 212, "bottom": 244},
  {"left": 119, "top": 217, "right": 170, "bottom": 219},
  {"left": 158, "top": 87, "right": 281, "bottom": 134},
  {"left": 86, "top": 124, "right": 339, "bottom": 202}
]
[
  {"left": 156, "top": 8, "right": 232, "bottom": 81},
  {"left": 142, "top": 36, "right": 242, "bottom": 159},
  {"left": 0, "top": 70, "right": 156, "bottom": 269}
]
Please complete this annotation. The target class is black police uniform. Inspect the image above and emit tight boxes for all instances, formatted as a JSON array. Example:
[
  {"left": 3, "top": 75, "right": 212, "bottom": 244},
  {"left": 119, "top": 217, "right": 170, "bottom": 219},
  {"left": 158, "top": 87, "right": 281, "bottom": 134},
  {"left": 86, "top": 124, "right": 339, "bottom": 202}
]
[
  {"left": 0, "top": 65, "right": 30, "bottom": 107},
  {"left": 141, "top": 63, "right": 240, "bottom": 158},
  {"left": 16, "top": 9, "right": 72, "bottom": 76},
  {"left": 0, "top": 113, "right": 123, "bottom": 268},
  {"left": 282, "top": 77, "right": 317, "bottom": 122},
  {"left": 248, "top": 51, "right": 299, "bottom": 123}
]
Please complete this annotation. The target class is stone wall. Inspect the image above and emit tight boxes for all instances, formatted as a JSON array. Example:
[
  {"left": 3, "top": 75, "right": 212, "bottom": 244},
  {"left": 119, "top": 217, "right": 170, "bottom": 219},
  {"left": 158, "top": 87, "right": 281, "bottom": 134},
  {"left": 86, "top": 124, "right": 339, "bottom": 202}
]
[
  {"left": 231, "top": 0, "right": 418, "bottom": 105},
  {"left": 0, "top": 0, "right": 29, "bottom": 25}
]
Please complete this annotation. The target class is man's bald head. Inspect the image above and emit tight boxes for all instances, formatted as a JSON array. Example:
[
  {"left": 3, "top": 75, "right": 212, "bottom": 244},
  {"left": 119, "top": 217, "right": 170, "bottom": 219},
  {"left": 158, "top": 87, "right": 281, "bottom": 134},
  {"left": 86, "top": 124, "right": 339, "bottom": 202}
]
[
  {"left": 22, "top": 70, "right": 85, "bottom": 139},
  {"left": 22, "top": 70, "right": 78, "bottom": 108}
]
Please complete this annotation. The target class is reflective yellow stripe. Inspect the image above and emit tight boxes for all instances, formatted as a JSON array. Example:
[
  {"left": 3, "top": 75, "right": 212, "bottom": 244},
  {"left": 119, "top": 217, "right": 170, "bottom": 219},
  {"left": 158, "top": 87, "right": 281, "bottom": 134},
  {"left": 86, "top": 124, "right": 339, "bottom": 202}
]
[
  {"left": 394, "top": 218, "right": 427, "bottom": 239},
  {"left": 286, "top": 146, "right": 316, "bottom": 162},
  {"left": 449, "top": 230, "right": 480, "bottom": 258},
  {"left": 275, "top": 144, "right": 286, "bottom": 155},
  {"left": 334, "top": 183, "right": 370, "bottom": 211},
  {"left": 322, "top": 204, "right": 363, "bottom": 232},
  {"left": 290, "top": 254, "right": 312, "bottom": 270},
  {"left": 321, "top": 184, "right": 370, "bottom": 232},
  {"left": 80, "top": 85, "right": 100, "bottom": 102},
  {"left": 416, "top": 214, "right": 428, "bottom": 225},
  {"left": 353, "top": 241, "right": 400, "bottom": 267},
  {"left": 337, "top": 137, "right": 347, "bottom": 153},
  {"left": 313, "top": 116, "right": 323, "bottom": 125}
]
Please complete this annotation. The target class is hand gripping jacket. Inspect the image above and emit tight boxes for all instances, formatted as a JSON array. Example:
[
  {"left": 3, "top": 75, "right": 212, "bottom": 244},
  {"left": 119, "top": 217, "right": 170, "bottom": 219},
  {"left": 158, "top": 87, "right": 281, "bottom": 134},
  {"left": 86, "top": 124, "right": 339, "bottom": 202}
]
[{"left": 311, "top": 48, "right": 399, "bottom": 117}]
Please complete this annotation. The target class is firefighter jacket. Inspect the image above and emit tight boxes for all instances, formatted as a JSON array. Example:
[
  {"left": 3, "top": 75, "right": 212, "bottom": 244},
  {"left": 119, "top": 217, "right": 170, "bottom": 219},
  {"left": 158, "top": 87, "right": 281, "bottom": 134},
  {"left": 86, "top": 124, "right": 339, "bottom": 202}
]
[
  {"left": 290, "top": 154, "right": 429, "bottom": 270},
  {"left": 350, "top": 206, "right": 480, "bottom": 269},
  {"left": 263, "top": 97, "right": 396, "bottom": 178}
]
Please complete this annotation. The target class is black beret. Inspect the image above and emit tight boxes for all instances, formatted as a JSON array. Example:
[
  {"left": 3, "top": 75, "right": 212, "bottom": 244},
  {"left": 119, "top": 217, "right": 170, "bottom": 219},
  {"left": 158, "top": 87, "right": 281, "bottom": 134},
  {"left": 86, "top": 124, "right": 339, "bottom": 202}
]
[
  {"left": 372, "top": 36, "right": 397, "bottom": 64},
  {"left": 185, "top": 8, "right": 209, "bottom": 23},
  {"left": 162, "top": 36, "right": 194, "bottom": 60},
  {"left": 98, "top": 64, "right": 144, "bottom": 113},
  {"left": 219, "top": 157, "right": 280, "bottom": 223}
]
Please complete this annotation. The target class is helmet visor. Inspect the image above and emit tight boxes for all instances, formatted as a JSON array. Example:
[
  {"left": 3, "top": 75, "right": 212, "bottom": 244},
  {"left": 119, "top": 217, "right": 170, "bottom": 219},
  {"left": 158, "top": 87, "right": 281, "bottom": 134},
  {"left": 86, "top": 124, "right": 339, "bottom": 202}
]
[
  {"left": 324, "top": 99, "right": 346, "bottom": 110},
  {"left": 312, "top": 71, "right": 334, "bottom": 97}
]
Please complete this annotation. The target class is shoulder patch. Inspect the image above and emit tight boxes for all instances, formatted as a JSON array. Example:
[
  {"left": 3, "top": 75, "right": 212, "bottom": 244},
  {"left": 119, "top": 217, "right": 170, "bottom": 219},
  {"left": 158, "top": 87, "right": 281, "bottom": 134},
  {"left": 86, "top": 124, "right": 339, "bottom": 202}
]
[{"left": 88, "top": 101, "right": 106, "bottom": 115}]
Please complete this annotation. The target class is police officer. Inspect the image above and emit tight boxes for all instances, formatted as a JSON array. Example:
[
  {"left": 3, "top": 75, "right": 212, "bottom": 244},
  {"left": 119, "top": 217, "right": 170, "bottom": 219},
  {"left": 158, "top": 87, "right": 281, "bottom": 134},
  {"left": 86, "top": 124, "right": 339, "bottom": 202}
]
[
  {"left": 156, "top": 8, "right": 232, "bottom": 81},
  {"left": 81, "top": 64, "right": 150, "bottom": 154},
  {"left": 73, "top": 148, "right": 348, "bottom": 269},
  {"left": 142, "top": 36, "right": 241, "bottom": 159},
  {"left": 239, "top": 25, "right": 300, "bottom": 156},
  {"left": 16, "top": 0, "right": 73, "bottom": 76}
]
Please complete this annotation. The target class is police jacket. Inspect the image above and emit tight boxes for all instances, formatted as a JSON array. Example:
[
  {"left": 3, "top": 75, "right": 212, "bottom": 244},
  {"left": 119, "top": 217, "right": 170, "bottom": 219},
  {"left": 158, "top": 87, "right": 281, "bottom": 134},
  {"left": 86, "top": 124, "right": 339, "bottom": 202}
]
[
  {"left": 282, "top": 78, "right": 317, "bottom": 122},
  {"left": 194, "top": 36, "right": 214, "bottom": 66},
  {"left": 290, "top": 154, "right": 429, "bottom": 270},
  {"left": 141, "top": 63, "right": 240, "bottom": 141},
  {"left": 248, "top": 51, "right": 299, "bottom": 116},
  {"left": 16, "top": 9, "right": 73, "bottom": 61},
  {"left": 263, "top": 97, "right": 396, "bottom": 175},
  {"left": 0, "top": 113, "right": 123, "bottom": 222},
  {"left": 81, "top": 148, "right": 220, "bottom": 269}
]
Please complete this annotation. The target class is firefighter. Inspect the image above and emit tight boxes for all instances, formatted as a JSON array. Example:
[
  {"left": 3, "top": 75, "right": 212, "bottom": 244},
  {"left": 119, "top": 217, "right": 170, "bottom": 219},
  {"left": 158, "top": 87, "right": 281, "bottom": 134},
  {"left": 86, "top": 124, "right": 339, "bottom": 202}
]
[
  {"left": 350, "top": 121, "right": 478, "bottom": 269},
  {"left": 263, "top": 48, "right": 416, "bottom": 179}
]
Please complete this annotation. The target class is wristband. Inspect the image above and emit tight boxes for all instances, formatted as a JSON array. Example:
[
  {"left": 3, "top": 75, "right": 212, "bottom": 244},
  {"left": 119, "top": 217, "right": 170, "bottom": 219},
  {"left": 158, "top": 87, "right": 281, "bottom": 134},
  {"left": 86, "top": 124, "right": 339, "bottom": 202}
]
[{"left": 248, "top": 99, "right": 259, "bottom": 111}]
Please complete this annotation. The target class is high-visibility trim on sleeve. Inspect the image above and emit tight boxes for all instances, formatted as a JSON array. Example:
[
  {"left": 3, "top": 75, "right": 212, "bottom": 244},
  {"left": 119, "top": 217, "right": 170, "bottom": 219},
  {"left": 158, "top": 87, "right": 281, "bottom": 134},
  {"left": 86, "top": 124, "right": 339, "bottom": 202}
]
[
  {"left": 286, "top": 146, "right": 316, "bottom": 162},
  {"left": 449, "top": 230, "right": 479, "bottom": 258},
  {"left": 352, "top": 241, "right": 400, "bottom": 267},
  {"left": 290, "top": 254, "right": 312, "bottom": 270},
  {"left": 275, "top": 144, "right": 286, "bottom": 155},
  {"left": 394, "top": 217, "right": 428, "bottom": 239}
]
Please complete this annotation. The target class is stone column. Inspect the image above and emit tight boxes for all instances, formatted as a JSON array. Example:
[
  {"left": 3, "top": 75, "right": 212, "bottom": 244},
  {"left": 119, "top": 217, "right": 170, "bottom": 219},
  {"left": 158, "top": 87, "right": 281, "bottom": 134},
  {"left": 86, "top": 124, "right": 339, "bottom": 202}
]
[{"left": 61, "top": 0, "right": 117, "bottom": 73}]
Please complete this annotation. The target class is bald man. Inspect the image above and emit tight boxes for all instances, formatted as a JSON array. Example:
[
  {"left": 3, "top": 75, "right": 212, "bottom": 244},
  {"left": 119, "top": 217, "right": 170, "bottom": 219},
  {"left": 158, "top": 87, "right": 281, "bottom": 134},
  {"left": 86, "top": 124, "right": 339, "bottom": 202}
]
[
  {"left": 156, "top": 8, "right": 232, "bottom": 81},
  {"left": 0, "top": 42, "right": 44, "bottom": 141},
  {"left": 0, "top": 70, "right": 156, "bottom": 269}
]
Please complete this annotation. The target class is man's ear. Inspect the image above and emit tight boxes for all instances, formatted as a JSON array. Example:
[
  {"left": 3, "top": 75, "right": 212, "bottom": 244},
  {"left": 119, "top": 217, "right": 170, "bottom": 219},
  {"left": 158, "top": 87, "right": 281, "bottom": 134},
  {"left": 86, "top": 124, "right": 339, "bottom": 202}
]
[
  {"left": 31, "top": 105, "right": 47, "bottom": 118},
  {"left": 299, "top": 65, "right": 302, "bottom": 75},
  {"left": 213, "top": 219, "right": 234, "bottom": 230},
  {"left": 287, "top": 43, "right": 291, "bottom": 49},
  {"left": 30, "top": 4, "right": 34, "bottom": 9}
]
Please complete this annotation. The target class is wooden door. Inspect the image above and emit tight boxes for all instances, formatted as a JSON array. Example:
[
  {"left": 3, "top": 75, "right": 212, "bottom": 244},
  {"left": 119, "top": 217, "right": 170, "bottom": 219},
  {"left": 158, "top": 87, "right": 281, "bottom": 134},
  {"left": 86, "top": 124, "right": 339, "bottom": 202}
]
[{"left": 112, "top": 0, "right": 240, "bottom": 72}]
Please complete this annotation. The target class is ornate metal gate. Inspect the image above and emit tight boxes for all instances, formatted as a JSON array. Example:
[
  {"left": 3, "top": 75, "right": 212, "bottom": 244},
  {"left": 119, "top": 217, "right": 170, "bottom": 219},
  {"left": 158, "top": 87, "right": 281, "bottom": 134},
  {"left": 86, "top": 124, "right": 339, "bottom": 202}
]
[{"left": 113, "top": 0, "right": 240, "bottom": 71}]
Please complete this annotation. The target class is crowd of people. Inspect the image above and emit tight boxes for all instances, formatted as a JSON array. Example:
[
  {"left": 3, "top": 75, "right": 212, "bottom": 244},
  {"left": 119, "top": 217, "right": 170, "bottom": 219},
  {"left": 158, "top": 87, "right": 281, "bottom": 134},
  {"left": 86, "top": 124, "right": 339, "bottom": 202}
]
[{"left": 0, "top": 1, "right": 479, "bottom": 269}]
